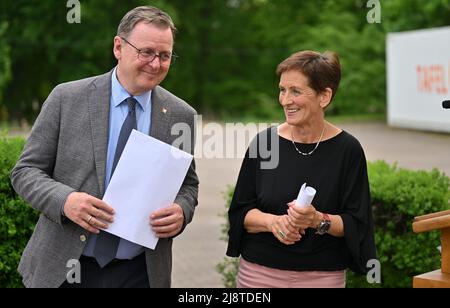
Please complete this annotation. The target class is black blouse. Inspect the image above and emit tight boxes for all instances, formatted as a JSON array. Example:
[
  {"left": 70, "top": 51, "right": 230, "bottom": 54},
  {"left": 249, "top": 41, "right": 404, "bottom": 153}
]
[{"left": 226, "top": 127, "right": 376, "bottom": 274}]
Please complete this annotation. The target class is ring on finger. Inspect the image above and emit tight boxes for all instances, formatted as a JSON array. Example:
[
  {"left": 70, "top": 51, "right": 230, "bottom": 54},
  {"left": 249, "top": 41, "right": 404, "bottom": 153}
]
[
  {"left": 87, "top": 215, "right": 93, "bottom": 224},
  {"left": 278, "top": 230, "right": 286, "bottom": 239}
]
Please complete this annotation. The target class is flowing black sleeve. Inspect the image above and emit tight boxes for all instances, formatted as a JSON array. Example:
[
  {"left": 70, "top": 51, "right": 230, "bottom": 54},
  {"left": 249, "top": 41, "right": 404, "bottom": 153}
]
[
  {"left": 226, "top": 147, "right": 258, "bottom": 257},
  {"left": 340, "top": 140, "right": 377, "bottom": 274}
]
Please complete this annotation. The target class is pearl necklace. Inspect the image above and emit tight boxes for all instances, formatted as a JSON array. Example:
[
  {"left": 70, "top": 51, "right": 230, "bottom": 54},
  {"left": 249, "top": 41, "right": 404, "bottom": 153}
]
[{"left": 291, "top": 124, "right": 326, "bottom": 156}]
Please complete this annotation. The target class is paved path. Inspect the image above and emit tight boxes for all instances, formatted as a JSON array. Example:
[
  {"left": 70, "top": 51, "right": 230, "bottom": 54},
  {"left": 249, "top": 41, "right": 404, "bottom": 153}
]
[
  {"left": 171, "top": 122, "right": 450, "bottom": 288},
  {"left": 9, "top": 121, "right": 450, "bottom": 287}
]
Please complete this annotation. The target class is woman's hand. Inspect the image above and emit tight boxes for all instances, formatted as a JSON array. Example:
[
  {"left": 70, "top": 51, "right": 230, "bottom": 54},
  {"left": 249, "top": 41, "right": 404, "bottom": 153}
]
[
  {"left": 287, "top": 200, "right": 321, "bottom": 230},
  {"left": 269, "top": 214, "right": 302, "bottom": 245}
]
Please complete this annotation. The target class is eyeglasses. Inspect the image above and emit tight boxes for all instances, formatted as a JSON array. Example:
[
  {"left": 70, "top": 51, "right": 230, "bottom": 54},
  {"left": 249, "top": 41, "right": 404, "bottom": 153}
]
[{"left": 120, "top": 36, "right": 178, "bottom": 64}]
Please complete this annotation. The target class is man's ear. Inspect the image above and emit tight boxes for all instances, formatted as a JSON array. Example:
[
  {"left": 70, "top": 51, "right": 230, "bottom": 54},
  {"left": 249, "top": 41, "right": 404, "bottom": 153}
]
[
  {"left": 319, "top": 88, "right": 333, "bottom": 109},
  {"left": 113, "top": 36, "right": 122, "bottom": 60}
]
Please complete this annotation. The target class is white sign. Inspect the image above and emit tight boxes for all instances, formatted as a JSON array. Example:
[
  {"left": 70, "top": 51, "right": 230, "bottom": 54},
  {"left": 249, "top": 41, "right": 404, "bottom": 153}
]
[{"left": 387, "top": 27, "right": 450, "bottom": 133}]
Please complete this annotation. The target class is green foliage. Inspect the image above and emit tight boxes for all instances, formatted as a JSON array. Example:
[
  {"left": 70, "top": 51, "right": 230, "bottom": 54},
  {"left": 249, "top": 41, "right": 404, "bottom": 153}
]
[
  {"left": 353, "top": 161, "right": 449, "bottom": 288},
  {"left": 0, "top": 136, "right": 38, "bottom": 288},
  {"left": 217, "top": 161, "right": 450, "bottom": 288},
  {"left": 0, "top": 21, "right": 11, "bottom": 121},
  {"left": 216, "top": 186, "right": 238, "bottom": 288},
  {"left": 382, "top": 0, "right": 450, "bottom": 31},
  {"left": 1, "top": 0, "right": 449, "bottom": 121},
  {"left": 216, "top": 257, "right": 239, "bottom": 288}
]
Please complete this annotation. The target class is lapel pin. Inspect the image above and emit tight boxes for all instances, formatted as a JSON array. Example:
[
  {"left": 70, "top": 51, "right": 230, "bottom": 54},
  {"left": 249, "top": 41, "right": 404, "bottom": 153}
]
[{"left": 162, "top": 108, "right": 168, "bottom": 114}]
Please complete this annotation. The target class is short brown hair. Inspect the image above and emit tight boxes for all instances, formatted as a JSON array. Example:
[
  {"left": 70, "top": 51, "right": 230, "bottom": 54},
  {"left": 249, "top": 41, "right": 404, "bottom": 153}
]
[
  {"left": 117, "top": 6, "right": 177, "bottom": 39},
  {"left": 276, "top": 50, "right": 341, "bottom": 102}
]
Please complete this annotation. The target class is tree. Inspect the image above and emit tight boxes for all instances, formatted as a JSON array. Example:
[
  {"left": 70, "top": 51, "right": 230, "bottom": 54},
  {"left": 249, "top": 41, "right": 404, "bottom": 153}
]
[
  {"left": 1, "top": 0, "right": 449, "bottom": 121},
  {"left": 0, "top": 21, "right": 11, "bottom": 122}
]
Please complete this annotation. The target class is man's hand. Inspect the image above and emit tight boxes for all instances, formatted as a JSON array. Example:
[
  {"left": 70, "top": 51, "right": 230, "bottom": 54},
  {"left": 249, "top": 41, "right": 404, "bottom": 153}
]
[
  {"left": 64, "top": 192, "right": 115, "bottom": 234},
  {"left": 150, "top": 203, "right": 184, "bottom": 238}
]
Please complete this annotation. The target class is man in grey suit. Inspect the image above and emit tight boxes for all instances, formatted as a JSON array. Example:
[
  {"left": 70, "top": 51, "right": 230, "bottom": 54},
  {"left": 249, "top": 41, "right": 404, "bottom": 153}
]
[{"left": 10, "top": 6, "right": 198, "bottom": 288}]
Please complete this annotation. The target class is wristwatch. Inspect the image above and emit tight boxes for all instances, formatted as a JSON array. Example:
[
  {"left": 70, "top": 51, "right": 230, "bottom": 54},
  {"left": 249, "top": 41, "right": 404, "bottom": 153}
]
[{"left": 315, "top": 212, "right": 331, "bottom": 235}]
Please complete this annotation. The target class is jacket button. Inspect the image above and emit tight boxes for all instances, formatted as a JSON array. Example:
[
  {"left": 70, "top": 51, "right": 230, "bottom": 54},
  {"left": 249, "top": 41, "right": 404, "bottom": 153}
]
[{"left": 80, "top": 235, "right": 87, "bottom": 242}]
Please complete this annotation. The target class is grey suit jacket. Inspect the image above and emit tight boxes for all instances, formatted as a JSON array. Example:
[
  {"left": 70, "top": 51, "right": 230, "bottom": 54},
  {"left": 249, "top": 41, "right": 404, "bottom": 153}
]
[{"left": 10, "top": 70, "right": 199, "bottom": 288}]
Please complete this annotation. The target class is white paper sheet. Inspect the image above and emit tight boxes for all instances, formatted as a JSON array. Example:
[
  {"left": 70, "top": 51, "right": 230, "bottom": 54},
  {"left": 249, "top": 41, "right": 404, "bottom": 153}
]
[
  {"left": 295, "top": 183, "right": 316, "bottom": 208},
  {"left": 102, "top": 130, "right": 193, "bottom": 249}
]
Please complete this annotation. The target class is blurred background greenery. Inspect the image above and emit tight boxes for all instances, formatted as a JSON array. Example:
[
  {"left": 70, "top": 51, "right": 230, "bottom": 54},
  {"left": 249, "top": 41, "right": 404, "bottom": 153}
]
[{"left": 0, "top": 0, "right": 449, "bottom": 124}]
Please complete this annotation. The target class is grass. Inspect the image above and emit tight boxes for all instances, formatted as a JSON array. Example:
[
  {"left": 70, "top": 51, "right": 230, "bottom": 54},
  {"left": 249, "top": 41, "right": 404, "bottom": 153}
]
[
  {"left": 327, "top": 113, "right": 386, "bottom": 123},
  {"left": 1, "top": 113, "right": 387, "bottom": 132},
  {"left": 206, "top": 113, "right": 386, "bottom": 124},
  {"left": 0, "top": 120, "right": 31, "bottom": 137}
]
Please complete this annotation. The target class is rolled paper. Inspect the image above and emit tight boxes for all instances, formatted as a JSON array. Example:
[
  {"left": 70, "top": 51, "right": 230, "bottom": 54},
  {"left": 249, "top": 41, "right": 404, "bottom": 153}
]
[{"left": 295, "top": 183, "right": 316, "bottom": 208}]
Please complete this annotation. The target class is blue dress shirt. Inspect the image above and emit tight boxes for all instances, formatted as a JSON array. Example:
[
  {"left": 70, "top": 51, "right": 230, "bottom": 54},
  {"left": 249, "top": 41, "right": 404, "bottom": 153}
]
[{"left": 83, "top": 67, "right": 152, "bottom": 259}]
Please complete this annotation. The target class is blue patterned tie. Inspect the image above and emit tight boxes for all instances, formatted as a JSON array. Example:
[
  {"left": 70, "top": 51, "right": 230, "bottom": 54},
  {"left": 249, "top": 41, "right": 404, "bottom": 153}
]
[{"left": 94, "top": 97, "right": 137, "bottom": 268}]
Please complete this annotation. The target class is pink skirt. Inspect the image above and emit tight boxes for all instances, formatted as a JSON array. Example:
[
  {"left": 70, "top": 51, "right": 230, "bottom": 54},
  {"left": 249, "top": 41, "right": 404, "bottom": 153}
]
[{"left": 237, "top": 257, "right": 346, "bottom": 288}]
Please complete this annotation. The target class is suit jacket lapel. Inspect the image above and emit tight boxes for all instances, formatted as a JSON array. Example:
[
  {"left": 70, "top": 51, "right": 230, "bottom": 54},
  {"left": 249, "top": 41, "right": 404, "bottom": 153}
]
[
  {"left": 150, "top": 86, "right": 171, "bottom": 143},
  {"left": 88, "top": 71, "right": 112, "bottom": 196}
]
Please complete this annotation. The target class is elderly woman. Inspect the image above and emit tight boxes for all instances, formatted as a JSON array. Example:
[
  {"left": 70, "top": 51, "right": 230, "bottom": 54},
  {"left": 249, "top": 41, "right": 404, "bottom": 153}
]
[{"left": 226, "top": 50, "right": 376, "bottom": 288}]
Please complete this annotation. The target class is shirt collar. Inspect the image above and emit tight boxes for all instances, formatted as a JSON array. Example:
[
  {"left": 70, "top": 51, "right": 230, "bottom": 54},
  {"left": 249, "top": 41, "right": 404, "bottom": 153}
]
[{"left": 111, "top": 67, "right": 151, "bottom": 111}]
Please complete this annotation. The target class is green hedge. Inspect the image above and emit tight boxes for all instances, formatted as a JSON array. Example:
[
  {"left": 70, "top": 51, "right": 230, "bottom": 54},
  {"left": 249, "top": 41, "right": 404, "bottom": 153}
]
[
  {"left": 217, "top": 161, "right": 450, "bottom": 288},
  {"left": 1, "top": 135, "right": 449, "bottom": 288},
  {"left": 0, "top": 136, "right": 38, "bottom": 288}
]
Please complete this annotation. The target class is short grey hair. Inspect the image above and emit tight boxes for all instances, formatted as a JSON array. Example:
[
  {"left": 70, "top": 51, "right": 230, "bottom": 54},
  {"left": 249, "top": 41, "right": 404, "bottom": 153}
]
[{"left": 117, "top": 6, "right": 177, "bottom": 39}]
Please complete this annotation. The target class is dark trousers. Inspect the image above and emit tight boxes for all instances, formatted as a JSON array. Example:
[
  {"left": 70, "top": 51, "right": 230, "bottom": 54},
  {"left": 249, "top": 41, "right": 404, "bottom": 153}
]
[{"left": 60, "top": 253, "right": 150, "bottom": 288}]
